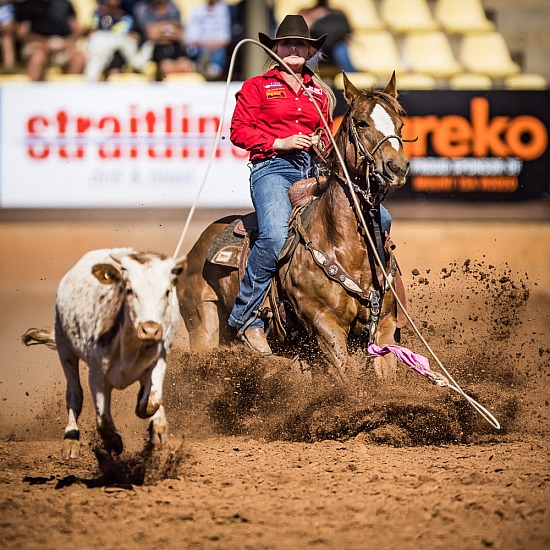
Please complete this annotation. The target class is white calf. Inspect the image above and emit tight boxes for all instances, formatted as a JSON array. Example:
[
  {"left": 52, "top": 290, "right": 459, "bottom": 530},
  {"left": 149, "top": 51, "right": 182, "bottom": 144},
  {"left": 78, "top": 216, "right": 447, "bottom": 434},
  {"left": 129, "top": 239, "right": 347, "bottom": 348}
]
[{"left": 23, "top": 248, "right": 184, "bottom": 459}]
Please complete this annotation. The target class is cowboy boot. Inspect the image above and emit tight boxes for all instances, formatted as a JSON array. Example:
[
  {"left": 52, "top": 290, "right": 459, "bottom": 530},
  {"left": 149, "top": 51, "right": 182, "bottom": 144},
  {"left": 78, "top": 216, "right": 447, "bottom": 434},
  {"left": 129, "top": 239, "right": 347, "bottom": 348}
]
[{"left": 242, "top": 327, "right": 272, "bottom": 356}]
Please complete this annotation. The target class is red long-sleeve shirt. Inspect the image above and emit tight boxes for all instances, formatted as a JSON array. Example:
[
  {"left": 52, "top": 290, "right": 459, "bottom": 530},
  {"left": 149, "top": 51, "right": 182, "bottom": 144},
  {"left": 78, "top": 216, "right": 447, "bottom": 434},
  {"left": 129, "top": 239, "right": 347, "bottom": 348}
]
[{"left": 230, "top": 67, "right": 333, "bottom": 162}]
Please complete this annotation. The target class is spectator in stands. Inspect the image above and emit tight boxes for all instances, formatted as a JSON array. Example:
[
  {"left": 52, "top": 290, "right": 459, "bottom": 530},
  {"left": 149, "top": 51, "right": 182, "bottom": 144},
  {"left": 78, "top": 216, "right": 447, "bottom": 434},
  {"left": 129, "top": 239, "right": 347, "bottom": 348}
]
[
  {"left": 0, "top": 0, "right": 15, "bottom": 73},
  {"left": 133, "top": 0, "right": 193, "bottom": 80},
  {"left": 226, "top": 0, "right": 276, "bottom": 81},
  {"left": 14, "top": 0, "right": 86, "bottom": 81},
  {"left": 84, "top": 0, "right": 153, "bottom": 81},
  {"left": 299, "top": 0, "right": 357, "bottom": 73},
  {"left": 185, "top": 0, "right": 230, "bottom": 81}
]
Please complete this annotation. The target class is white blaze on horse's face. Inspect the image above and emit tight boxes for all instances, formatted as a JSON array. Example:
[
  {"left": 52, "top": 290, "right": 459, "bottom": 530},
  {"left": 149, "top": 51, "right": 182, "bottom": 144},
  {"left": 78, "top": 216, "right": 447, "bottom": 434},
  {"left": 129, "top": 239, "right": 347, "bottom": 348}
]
[{"left": 370, "top": 104, "right": 401, "bottom": 151}]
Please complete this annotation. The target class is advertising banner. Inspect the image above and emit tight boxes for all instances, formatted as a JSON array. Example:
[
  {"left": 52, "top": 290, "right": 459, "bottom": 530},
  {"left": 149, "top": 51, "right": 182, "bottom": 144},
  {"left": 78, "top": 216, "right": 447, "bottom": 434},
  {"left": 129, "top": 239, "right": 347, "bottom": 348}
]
[
  {"left": 0, "top": 82, "right": 252, "bottom": 208},
  {"left": 335, "top": 89, "right": 549, "bottom": 201},
  {"left": 1, "top": 84, "right": 549, "bottom": 208}
]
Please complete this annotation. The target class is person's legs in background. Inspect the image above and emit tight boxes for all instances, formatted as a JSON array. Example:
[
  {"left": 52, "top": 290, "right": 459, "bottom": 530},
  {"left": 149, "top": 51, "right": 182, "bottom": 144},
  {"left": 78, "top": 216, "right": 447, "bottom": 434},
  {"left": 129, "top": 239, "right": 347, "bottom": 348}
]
[{"left": 330, "top": 41, "right": 356, "bottom": 73}]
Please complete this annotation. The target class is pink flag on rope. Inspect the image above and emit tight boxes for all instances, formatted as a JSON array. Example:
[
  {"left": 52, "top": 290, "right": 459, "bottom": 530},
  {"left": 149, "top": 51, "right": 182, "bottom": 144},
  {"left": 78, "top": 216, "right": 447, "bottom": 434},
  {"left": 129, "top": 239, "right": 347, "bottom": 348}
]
[{"left": 367, "top": 343, "right": 444, "bottom": 383}]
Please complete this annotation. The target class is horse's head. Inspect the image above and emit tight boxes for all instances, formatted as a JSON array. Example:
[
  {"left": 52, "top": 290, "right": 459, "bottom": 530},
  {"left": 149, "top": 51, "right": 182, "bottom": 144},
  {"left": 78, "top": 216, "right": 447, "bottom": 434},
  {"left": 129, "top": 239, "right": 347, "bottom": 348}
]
[{"left": 337, "top": 72, "right": 410, "bottom": 192}]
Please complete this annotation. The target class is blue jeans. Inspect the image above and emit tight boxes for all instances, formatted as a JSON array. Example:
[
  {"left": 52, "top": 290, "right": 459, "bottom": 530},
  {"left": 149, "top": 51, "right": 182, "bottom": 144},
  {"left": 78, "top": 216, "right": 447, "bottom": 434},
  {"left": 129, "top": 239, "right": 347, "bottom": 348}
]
[
  {"left": 380, "top": 204, "right": 392, "bottom": 235},
  {"left": 229, "top": 151, "right": 313, "bottom": 332},
  {"left": 187, "top": 45, "right": 226, "bottom": 75},
  {"left": 228, "top": 151, "right": 392, "bottom": 332}
]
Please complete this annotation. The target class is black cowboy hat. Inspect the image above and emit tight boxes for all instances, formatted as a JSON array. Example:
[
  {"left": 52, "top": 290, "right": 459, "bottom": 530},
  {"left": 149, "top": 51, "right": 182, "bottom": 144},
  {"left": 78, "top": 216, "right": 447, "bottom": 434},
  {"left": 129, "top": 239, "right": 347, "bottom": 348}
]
[{"left": 258, "top": 15, "right": 327, "bottom": 53}]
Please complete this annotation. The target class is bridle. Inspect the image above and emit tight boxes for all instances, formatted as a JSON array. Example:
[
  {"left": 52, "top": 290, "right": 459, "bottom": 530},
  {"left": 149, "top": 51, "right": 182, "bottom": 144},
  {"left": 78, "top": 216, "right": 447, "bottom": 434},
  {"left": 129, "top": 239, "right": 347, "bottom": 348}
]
[
  {"left": 315, "top": 107, "right": 417, "bottom": 207},
  {"left": 347, "top": 114, "right": 417, "bottom": 205}
]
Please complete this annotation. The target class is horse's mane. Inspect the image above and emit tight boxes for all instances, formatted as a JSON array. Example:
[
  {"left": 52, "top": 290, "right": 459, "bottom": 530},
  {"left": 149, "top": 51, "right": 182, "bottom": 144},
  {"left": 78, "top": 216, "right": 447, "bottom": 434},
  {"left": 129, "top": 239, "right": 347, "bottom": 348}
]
[{"left": 361, "top": 87, "right": 406, "bottom": 116}]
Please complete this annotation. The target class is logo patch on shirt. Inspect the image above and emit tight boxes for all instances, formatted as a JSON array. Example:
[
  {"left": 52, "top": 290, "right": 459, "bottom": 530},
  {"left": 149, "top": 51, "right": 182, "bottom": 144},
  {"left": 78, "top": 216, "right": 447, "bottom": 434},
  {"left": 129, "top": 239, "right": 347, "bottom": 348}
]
[
  {"left": 266, "top": 88, "right": 286, "bottom": 99},
  {"left": 305, "top": 86, "right": 323, "bottom": 96},
  {"left": 264, "top": 82, "right": 283, "bottom": 88}
]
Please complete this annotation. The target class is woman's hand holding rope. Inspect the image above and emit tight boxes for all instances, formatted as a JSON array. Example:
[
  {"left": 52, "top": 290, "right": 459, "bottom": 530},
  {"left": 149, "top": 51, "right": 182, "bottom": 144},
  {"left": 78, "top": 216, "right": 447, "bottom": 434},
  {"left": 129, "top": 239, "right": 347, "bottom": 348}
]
[{"left": 273, "top": 133, "right": 320, "bottom": 151}]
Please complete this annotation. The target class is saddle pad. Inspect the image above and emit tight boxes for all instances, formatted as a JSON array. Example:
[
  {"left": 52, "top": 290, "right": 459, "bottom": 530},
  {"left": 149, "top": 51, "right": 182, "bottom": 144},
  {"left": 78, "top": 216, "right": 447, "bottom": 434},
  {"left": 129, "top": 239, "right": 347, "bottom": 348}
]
[{"left": 206, "top": 213, "right": 257, "bottom": 268}]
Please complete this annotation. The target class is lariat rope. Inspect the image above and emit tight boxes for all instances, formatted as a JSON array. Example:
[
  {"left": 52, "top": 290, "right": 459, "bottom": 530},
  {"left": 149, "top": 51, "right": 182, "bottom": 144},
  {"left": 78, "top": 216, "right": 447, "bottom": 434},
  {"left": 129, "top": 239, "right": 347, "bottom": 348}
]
[{"left": 171, "top": 38, "right": 500, "bottom": 430}]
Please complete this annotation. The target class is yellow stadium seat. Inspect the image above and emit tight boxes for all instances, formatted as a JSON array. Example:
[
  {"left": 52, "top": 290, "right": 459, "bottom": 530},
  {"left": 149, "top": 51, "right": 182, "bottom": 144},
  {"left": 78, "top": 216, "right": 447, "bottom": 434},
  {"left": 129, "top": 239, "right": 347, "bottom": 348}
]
[
  {"left": 162, "top": 71, "right": 207, "bottom": 83},
  {"left": 45, "top": 73, "right": 87, "bottom": 83},
  {"left": 174, "top": 0, "right": 207, "bottom": 19},
  {"left": 349, "top": 31, "right": 406, "bottom": 78},
  {"left": 380, "top": 0, "right": 439, "bottom": 33},
  {"left": 330, "top": 0, "right": 385, "bottom": 31},
  {"left": 504, "top": 73, "right": 548, "bottom": 90},
  {"left": 458, "top": 32, "right": 520, "bottom": 78},
  {"left": 275, "top": 0, "right": 314, "bottom": 23},
  {"left": 449, "top": 73, "right": 493, "bottom": 89},
  {"left": 333, "top": 71, "right": 377, "bottom": 90},
  {"left": 434, "top": 0, "right": 495, "bottom": 34},
  {"left": 397, "top": 73, "right": 436, "bottom": 90},
  {"left": 0, "top": 73, "right": 32, "bottom": 83},
  {"left": 403, "top": 31, "right": 463, "bottom": 77},
  {"left": 106, "top": 72, "right": 151, "bottom": 83},
  {"left": 72, "top": 0, "right": 96, "bottom": 29}
]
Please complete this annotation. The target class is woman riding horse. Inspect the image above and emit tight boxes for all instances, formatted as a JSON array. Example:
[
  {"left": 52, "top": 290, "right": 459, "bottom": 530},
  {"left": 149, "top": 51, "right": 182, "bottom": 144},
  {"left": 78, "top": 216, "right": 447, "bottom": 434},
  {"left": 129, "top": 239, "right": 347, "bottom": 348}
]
[
  {"left": 226, "top": 15, "right": 392, "bottom": 356},
  {"left": 178, "top": 69, "right": 409, "bottom": 383}
]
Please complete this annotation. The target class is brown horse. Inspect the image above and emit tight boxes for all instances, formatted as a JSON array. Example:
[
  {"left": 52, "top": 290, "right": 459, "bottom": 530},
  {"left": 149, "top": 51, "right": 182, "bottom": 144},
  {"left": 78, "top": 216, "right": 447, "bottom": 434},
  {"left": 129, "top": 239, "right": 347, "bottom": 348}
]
[{"left": 178, "top": 72, "right": 410, "bottom": 382}]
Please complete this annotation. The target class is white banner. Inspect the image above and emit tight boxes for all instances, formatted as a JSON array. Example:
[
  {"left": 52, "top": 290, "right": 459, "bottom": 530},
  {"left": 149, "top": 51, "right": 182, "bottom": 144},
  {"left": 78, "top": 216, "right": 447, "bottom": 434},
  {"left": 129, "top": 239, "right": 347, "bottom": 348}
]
[{"left": 1, "top": 82, "right": 253, "bottom": 208}]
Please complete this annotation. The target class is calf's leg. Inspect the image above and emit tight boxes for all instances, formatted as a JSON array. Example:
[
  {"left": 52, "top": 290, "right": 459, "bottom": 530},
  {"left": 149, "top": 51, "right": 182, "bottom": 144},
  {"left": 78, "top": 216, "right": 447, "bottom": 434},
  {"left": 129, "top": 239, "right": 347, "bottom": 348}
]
[
  {"left": 57, "top": 341, "right": 83, "bottom": 459},
  {"left": 148, "top": 405, "right": 168, "bottom": 446},
  {"left": 88, "top": 368, "right": 123, "bottom": 455},
  {"left": 136, "top": 358, "right": 166, "bottom": 419}
]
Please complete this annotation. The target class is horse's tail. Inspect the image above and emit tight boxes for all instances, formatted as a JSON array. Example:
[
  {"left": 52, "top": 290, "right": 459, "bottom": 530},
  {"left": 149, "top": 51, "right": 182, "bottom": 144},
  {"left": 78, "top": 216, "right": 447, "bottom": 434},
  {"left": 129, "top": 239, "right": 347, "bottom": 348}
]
[{"left": 21, "top": 328, "right": 56, "bottom": 350}]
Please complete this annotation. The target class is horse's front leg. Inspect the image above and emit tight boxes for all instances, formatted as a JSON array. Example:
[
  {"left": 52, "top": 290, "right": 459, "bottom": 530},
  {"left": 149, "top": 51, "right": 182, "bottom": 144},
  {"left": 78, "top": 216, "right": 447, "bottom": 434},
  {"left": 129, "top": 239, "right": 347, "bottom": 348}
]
[
  {"left": 312, "top": 312, "right": 351, "bottom": 384},
  {"left": 372, "top": 295, "right": 398, "bottom": 380}
]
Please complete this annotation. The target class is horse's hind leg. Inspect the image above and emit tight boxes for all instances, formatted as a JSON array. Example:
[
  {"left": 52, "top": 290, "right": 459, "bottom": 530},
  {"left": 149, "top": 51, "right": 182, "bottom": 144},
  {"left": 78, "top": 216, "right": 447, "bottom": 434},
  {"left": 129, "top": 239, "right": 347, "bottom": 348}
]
[{"left": 186, "top": 301, "right": 221, "bottom": 351}]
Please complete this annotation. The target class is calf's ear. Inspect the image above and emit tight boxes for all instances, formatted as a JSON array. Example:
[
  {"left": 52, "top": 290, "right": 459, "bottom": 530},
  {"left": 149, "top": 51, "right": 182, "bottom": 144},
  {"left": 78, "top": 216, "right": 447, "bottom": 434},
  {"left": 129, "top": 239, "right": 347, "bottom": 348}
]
[{"left": 91, "top": 263, "right": 123, "bottom": 285}]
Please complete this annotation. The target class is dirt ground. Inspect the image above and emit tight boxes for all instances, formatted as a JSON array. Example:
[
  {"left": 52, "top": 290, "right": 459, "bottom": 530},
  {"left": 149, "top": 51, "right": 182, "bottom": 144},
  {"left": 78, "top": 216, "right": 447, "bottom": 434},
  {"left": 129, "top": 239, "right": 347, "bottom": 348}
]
[{"left": 0, "top": 203, "right": 549, "bottom": 550}]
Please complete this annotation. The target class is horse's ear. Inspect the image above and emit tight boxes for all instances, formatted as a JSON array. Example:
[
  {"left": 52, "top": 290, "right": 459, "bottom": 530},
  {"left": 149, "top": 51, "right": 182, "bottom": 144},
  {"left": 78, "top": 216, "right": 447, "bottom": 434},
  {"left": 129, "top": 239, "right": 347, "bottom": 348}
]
[
  {"left": 342, "top": 71, "right": 359, "bottom": 104},
  {"left": 383, "top": 71, "right": 398, "bottom": 98}
]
